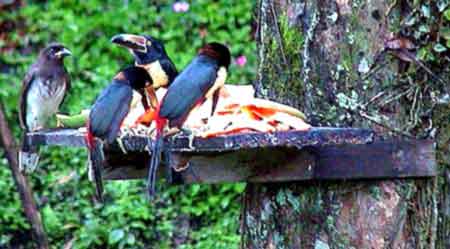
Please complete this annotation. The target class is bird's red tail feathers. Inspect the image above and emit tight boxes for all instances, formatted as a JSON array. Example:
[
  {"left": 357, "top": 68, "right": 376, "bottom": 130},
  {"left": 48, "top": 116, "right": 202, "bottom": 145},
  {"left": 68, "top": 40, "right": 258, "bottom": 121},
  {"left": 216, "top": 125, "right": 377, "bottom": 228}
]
[
  {"left": 85, "top": 121, "right": 95, "bottom": 149},
  {"left": 154, "top": 103, "right": 167, "bottom": 139},
  {"left": 84, "top": 120, "right": 104, "bottom": 201}
]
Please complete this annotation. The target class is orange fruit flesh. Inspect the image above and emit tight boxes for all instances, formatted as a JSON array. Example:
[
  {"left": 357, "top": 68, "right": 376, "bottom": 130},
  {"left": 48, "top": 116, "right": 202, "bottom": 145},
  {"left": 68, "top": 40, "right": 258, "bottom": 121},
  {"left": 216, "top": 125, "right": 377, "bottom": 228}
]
[
  {"left": 134, "top": 109, "right": 155, "bottom": 127},
  {"left": 203, "top": 128, "right": 256, "bottom": 138}
]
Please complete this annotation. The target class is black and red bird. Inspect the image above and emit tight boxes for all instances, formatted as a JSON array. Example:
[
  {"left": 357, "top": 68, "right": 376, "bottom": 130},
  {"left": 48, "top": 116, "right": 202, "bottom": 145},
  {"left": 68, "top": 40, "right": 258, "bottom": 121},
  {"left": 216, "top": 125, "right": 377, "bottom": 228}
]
[
  {"left": 148, "top": 42, "right": 231, "bottom": 196},
  {"left": 19, "top": 43, "right": 72, "bottom": 172},
  {"left": 86, "top": 66, "right": 152, "bottom": 201},
  {"left": 111, "top": 34, "right": 177, "bottom": 109}
]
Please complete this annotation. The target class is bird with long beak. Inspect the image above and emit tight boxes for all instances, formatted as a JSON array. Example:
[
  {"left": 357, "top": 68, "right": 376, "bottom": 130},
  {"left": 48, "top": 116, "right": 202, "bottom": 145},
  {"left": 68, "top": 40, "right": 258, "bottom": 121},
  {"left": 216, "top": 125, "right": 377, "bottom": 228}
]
[
  {"left": 147, "top": 42, "right": 231, "bottom": 197},
  {"left": 86, "top": 66, "right": 153, "bottom": 201},
  {"left": 111, "top": 34, "right": 177, "bottom": 109},
  {"left": 19, "top": 43, "right": 72, "bottom": 172}
]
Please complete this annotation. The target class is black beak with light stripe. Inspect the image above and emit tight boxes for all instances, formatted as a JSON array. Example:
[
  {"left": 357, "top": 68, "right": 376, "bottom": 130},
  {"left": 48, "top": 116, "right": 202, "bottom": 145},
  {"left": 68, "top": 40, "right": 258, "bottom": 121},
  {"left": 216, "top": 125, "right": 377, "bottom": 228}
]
[
  {"left": 111, "top": 34, "right": 178, "bottom": 89},
  {"left": 111, "top": 34, "right": 147, "bottom": 53}
]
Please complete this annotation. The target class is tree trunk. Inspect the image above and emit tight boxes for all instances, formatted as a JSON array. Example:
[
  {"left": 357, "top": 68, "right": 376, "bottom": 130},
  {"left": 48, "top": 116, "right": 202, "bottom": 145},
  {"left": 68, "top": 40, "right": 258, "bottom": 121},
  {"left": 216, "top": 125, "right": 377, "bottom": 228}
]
[
  {"left": 0, "top": 103, "right": 49, "bottom": 249},
  {"left": 242, "top": 0, "right": 448, "bottom": 248}
]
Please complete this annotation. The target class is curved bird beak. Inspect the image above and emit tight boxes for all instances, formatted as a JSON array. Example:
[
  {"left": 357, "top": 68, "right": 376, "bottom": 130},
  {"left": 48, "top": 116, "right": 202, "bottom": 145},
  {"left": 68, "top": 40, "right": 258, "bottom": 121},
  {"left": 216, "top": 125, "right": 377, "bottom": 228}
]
[
  {"left": 111, "top": 34, "right": 147, "bottom": 53},
  {"left": 55, "top": 48, "right": 72, "bottom": 58}
]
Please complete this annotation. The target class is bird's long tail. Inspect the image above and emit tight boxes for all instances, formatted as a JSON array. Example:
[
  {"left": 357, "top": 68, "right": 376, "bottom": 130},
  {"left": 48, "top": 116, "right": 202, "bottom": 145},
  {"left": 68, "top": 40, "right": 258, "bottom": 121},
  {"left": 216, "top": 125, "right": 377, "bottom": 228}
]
[
  {"left": 147, "top": 115, "right": 167, "bottom": 197},
  {"left": 86, "top": 130, "right": 104, "bottom": 202},
  {"left": 19, "top": 132, "right": 40, "bottom": 173},
  {"left": 148, "top": 133, "right": 163, "bottom": 197}
]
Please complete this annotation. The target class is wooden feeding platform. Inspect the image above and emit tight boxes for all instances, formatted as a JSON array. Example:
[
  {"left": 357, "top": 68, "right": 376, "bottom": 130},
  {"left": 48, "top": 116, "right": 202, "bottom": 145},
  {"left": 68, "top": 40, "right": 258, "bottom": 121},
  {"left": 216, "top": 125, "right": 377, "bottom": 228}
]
[{"left": 25, "top": 127, "right": 437, "bottom": 184}]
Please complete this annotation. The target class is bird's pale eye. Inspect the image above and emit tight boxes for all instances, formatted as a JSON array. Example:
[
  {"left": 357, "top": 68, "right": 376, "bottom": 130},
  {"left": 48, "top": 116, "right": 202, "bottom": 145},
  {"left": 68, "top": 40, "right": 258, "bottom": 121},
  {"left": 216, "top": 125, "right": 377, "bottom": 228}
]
[{"left": 147, "top": 40, "right": 152, "bottom": 46}]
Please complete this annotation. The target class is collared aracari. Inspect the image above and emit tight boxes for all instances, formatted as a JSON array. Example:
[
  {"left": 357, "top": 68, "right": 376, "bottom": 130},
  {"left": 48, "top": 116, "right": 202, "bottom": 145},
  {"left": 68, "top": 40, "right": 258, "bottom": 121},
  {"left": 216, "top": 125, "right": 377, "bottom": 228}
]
[
  {"left": 19, "top": 43, "right": 72, "bottom": 172},
  {"left": 147, "top": 42, "right": 231, "bottom": 196},
  {"left": 111, "top": 34, "right": 177, "bottom": 110},
  {"left": 86, "top": 66, "right": 152, "bottom": 201}
]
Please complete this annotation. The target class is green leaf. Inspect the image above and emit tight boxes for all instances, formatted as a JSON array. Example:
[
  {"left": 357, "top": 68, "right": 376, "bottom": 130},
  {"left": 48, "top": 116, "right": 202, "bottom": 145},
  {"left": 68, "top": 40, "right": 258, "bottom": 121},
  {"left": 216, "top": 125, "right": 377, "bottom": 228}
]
[
  {"left": 234, "top": 183, "right": 246, "bottom": 193},
  {"left": 444, "top": 8, "right": 450, "bottom": 21},
  {"left": 419, "top": 24, "right": 430, "bottom": 33},
  {"left": 417, "top": 46, "right": 430, "bottom": 61},
  {"left": 433, "top": 43, "right": 448, "bottom": 53},
  {"left": 42, "top": 206, "right": 61, "bottom": 232},
  {"left": 109, "top": 229, "right": 125, "bottom": 244},
  {"left": 438, "top": 1, "right": 449, "bottom": 12},
  {"left": 126, "top": 234, "right": 136, "bottom": 245},
  {"left": 442, "top": 27, "right": 450, "bottom": 40},
  {"left": 421, "top": 4, "right": 431, "bottom": 18},
  {"left": 191, "top": 184, "right": 201, "bottom": 195},
  {"left": 220, "top": 196, "right": 231, "bottom": 208}
]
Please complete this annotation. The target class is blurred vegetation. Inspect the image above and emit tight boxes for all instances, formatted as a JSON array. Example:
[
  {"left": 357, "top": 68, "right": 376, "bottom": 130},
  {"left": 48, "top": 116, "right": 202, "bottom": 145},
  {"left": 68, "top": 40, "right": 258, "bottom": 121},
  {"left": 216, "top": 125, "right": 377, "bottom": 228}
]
[{"left": 0, "top": 0, "right": 256, "bottom": 248}]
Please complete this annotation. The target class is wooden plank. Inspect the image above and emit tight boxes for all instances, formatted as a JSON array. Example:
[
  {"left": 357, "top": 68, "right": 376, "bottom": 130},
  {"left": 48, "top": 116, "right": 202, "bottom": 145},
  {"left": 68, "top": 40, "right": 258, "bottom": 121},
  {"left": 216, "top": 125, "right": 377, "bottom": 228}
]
[
  {"left": 103, "top": 148, "right": 317, "bottom": 183},
  {"left": 26, "top": 128, "right": 86, "bottom": 147},
  {"left": 26, "top": 127, "right": 375, "bottom": 152},
  {"left": 25, "top": 128, "right": 436, "bottom": 182},
  {"left": 168, "top": 127, "right": 375, "bottom": 152},
  {"left": 313, "top": 139, "right": 436, "bottom": 179},
  {"left": 102, "top": 139, "right": 436, "bottom": 183}
]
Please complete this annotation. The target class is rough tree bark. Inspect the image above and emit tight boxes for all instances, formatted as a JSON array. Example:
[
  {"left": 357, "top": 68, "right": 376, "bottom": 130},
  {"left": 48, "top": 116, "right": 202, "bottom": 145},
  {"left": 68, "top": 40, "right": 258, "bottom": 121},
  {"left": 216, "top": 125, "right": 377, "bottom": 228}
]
[
  {"left": 242, "top": 1, "right": 449, "bottom": 248},
  {"left": 0, "top": 103, "right": 49, "bottom": 249}
]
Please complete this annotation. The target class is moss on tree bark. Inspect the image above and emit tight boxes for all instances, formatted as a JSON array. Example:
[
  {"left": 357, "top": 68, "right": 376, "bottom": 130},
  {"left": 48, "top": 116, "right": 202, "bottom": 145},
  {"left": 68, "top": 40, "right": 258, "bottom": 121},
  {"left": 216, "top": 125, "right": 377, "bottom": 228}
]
[{"left": 242, "top": 0, "right": 449, "bottom": 248}]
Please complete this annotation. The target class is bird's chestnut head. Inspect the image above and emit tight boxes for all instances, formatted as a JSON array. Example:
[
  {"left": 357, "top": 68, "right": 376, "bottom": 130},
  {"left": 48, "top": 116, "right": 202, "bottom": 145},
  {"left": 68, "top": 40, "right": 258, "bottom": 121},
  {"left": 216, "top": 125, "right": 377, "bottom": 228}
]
[
  {"left": 199, "top": 42, "right": 231, "bottom": 69},
  {"left": 40, "top": 43, "right": 72, "bottom": 61},
  {"left": 111, "top": 34, "right": 168, "bottom": 65},
  {"left": 115, "top": 66, "right": 153, "bottom": 90}
]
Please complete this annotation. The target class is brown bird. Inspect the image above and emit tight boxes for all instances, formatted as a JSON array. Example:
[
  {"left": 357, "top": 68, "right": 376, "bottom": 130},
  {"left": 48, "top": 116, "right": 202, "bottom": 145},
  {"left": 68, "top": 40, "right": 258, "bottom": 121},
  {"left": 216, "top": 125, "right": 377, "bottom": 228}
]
[{"left": 19, "top": 43, "right": 72, "bottom": 172}]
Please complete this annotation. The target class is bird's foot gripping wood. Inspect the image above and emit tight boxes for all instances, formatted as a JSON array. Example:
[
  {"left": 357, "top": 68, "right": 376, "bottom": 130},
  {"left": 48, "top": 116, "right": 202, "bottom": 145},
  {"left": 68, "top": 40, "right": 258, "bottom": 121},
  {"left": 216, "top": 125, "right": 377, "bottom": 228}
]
[
  {"left": 176, "top": 128, "right": 196, "bottom": 149},
  {"left": 116, "top": 134, "right": 128, "bottom": 154}
]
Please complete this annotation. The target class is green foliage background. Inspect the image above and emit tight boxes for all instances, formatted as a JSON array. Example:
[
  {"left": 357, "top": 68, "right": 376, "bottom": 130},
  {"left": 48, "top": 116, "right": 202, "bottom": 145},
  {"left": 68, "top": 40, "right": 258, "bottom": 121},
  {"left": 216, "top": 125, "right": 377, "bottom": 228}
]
[{"left": 0, "top": 1, "right": 256, "bottom": 248}]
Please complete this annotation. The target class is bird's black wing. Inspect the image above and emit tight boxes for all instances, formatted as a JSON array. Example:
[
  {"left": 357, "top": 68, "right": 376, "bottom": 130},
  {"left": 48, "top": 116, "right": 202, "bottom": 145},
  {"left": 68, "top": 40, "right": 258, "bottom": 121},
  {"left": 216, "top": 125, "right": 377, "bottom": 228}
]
[
  {"left": 89, "top": 82, "right": 133, "bottom": 143},
  {"left": 159, "top": 57, "right": 217, "bottom": 127},
  {"left": 18, "top": 63, "right": 38, "bottom": 130}
]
